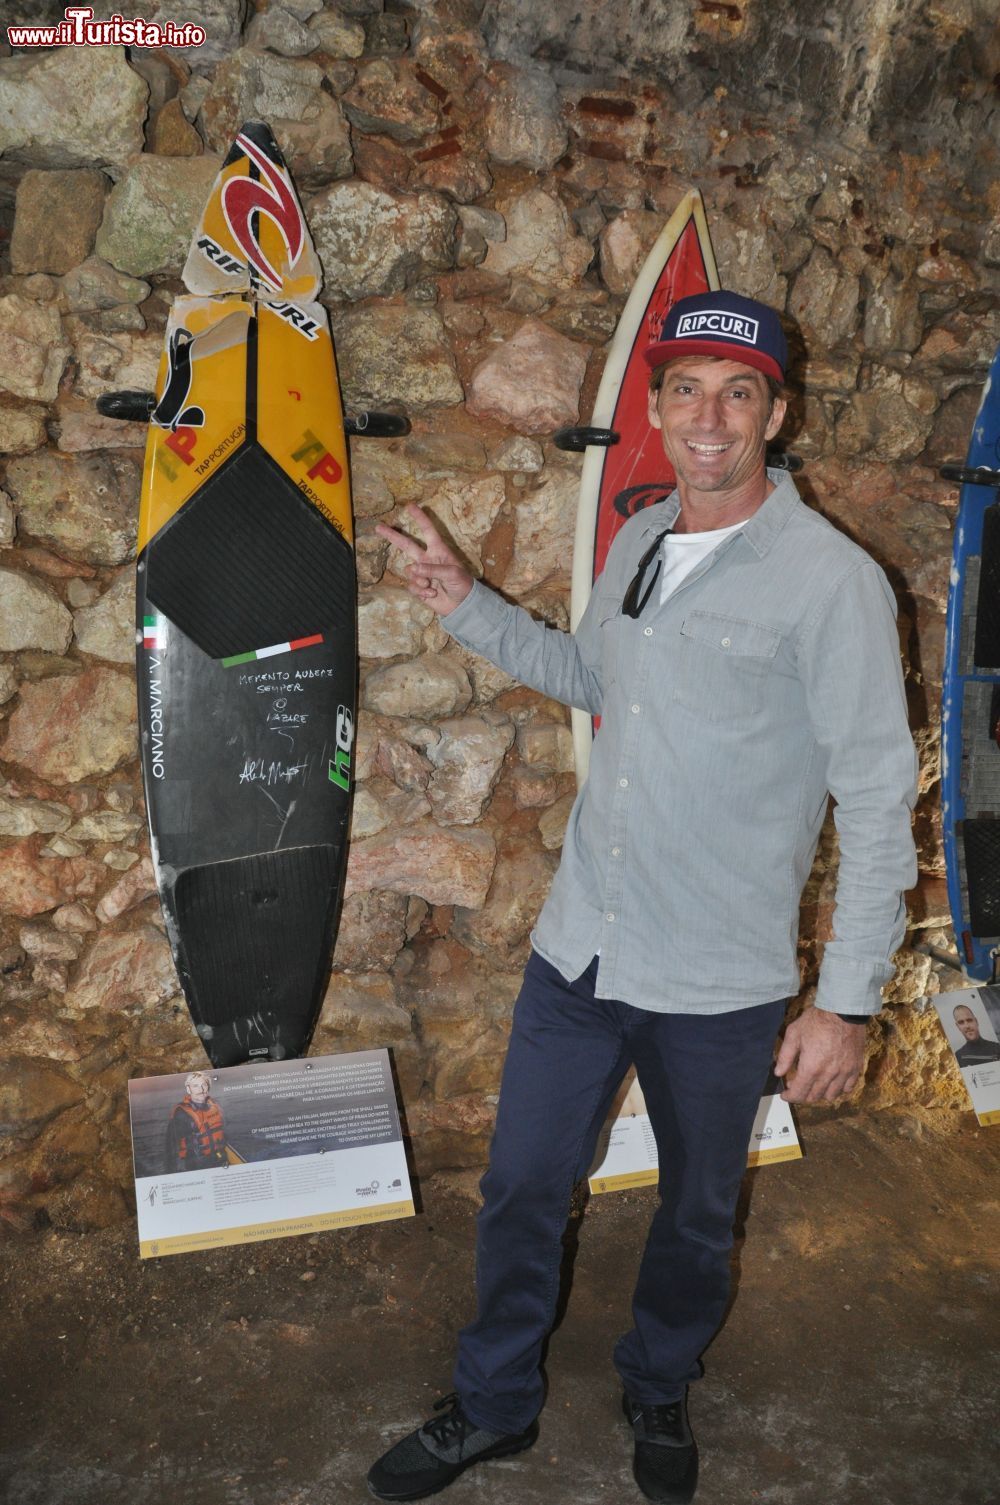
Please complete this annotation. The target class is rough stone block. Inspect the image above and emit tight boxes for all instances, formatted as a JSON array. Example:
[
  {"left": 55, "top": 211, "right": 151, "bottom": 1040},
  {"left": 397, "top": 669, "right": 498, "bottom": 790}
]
[
  {"left": 4, "top": 451, "right": 140, "bottom": 567},
  {"left": 146, "top": 0, "right": 250, "bottom": 65},
  {"left": 0, "top": 1059, "right": 85, "bottom": 1143},
  {"left": 332, "top": 890, "right": 409, "bottom": 970},
  {"left": 11, "top": 169, "right": 109, "bottom": 276},
  {"left": 0, "top": 792, "right": 73, "bottom": 840},
  {"left": 502, "top": 466, "right": 580, "bottom": 596},
  {"left": 359, "top": 588, "right": 437, "bottom": 660},
  {"left": 598, "top": 209, "right": 663, "bottom": 296},
  {"left": 307, "top": 9, "right": 366, "bottom": 57},
  {"left": 64, "top": 926, "right": 177, "bottom": 1013},
  {"left": 0, "top": 403, "right": 47, "bottom": 456},
  {"left": 0, "top": 46, "right": 147, "bottom": 170},
  {"left": 310, "top": 181, "right": 456, "bottom": 300},
  {"left": 0, "top": 668, "right": 137, "bottom": 784},
  {"left": 453, "top": 833, "right": 558, "bottom": 961},
  {"left": 420, "top": 474, "right": 506, "bottom": 574},
  {"left": 95, "top": 155, "right": 223, "bottom": 278},
  {"left": 483, "top": 62, "right": 568, "bottom": 171},
  {"left": 0, "top": 295, "right": 69, "bottom": 404},
  {"left": 0, "top": 567, "right": 73, "bottom": 654},
  {"left": 363, "top": 652, "right": 472, "bottom": 718},
  {"left": 345, "top": 818, "right": 496, "bottom": 908},
  {"left": 71, "top": 569, "right": 134, "bottom": 665},
  {"left": 425, "top": 714, "right": 515, "bottom": 825},
  {"left": 148, "top": 99, "right": 204, "bottom": 157},
  {"left": 466, "top": 320, "right": 588, "bottom": 436},
  {"left": 0, "top": 838, "right": 104, "bottom": 919},
  {"left": 484, "top": 189, "right": 593, "bottom": 289},
  {"left": 343, "top": 60, "right": 441, "bottom": 142},
  {"left": 332, "top": 304, "right": 464, "bottom": 413},
  {"left": 245, "top": 4, "right": 315, "bottom": 56}
]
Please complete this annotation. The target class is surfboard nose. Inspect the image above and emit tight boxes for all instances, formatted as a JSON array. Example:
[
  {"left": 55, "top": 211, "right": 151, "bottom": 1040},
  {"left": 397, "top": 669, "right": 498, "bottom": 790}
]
[
  {"left": 182, "top": 120, "right": 322, "bottom": 302},
  {"left": 223, "top": 120, "right": 286, "bottom": 170}
]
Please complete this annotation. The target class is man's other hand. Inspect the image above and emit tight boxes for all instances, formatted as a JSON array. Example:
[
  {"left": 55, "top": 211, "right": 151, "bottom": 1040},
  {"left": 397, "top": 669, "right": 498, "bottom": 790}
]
[
  {"left": 375, "top": 504, "right": 474, "bottom": 617},
  {"left": 775, "top": 1008, "right": 867, "bottom": 1103}
]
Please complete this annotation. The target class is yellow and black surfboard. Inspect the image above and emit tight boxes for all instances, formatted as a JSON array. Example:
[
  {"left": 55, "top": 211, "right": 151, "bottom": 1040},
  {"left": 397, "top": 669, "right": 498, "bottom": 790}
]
[{"left": 117, "top": 124, "right": 365, "bottom": 1067}]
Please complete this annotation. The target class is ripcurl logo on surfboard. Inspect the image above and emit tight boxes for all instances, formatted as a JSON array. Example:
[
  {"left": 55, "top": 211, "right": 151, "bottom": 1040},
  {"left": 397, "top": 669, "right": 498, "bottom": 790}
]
[{"left": 219, "top": 131, "right": 306, "bottom": 294}]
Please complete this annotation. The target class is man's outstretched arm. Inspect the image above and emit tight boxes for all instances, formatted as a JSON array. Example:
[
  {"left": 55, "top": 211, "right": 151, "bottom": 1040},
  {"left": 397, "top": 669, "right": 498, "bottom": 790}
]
[{"left": 376, "top": 504, "right": 605, "bottom": 715}]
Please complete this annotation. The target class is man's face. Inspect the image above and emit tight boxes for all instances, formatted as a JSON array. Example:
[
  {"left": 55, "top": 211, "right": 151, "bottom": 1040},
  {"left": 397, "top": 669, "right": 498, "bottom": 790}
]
[
  {"left": 187, "top": 1075, "right": 210, "bottom": 1103},
  {"left": 954, "top": 1006, "right": 981, "bottom": 1042},
  {"left": 647, "top": 357, "right": 786, "bottom": 506}
]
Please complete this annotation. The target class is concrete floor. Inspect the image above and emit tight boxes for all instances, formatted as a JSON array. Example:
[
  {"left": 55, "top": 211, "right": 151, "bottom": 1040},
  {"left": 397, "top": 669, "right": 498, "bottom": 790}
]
[{"left": 1, "top": 1107, "right": 998, "bottom": 1505}]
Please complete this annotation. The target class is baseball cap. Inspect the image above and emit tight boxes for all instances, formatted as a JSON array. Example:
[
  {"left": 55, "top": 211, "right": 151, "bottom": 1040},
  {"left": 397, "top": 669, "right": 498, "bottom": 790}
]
[{"left": 644, "top": 290, "right": 787, "bottom": 383}]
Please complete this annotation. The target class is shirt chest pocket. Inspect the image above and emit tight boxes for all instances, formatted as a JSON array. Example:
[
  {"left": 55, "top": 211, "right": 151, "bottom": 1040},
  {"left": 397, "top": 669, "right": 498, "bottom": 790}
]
[{"left": 674, "top": 611, "right": 782, "bottom": 722}]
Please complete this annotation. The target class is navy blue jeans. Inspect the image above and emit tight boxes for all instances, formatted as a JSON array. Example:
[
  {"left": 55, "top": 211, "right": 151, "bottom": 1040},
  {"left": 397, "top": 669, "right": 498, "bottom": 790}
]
[{"left": 453, "top": 951, "right": 787, "bottom": 1433}]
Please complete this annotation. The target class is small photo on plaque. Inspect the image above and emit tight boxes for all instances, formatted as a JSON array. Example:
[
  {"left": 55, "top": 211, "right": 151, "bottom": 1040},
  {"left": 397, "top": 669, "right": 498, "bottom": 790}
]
[{"left": 934, "top": 986, "right": 1000, "bottom": 1127}]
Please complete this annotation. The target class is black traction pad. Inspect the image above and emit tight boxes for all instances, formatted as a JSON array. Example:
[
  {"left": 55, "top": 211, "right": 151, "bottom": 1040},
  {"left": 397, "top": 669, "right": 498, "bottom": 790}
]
[
  {"left": 172, "top": 845, "right": 341, "bottom": 1036},
  {"left": 146, "top": 441, "right": 354, "bottom": 660},
  {"left": 974, "top": 503, "right": 1000, "bottom": 670},
  {"left": 963, "top": 818, "right": 1000, "bottom": 936}
]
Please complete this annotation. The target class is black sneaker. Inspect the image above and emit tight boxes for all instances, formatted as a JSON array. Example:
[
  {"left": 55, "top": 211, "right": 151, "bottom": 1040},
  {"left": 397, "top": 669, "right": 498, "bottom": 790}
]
[
  {"left": 367, "top": 1392, "right": 539, "bottom": 1502},
  {"left": 622, "top": 1390, "right": 698, "bottom": 1504}
]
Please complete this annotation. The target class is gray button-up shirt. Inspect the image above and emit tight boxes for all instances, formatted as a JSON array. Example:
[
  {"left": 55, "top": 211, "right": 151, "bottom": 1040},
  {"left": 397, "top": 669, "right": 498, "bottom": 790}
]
[{"left": 443, "top": 472, "right": 918, "bottom": 1016}]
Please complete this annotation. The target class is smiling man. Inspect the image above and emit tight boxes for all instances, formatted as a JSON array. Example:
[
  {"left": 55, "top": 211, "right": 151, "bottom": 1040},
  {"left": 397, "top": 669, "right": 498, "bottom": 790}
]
[
  {"left": 952, "top": 1002, "right": 1000, "bottom": 1066},
  {"left": 366, "top": 290, "right": 917, "bottom": 1504}
]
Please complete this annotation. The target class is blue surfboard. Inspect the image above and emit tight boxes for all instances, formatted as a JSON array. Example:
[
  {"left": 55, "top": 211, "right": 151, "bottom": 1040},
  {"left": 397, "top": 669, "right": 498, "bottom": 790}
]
[{"left": 942, "top": 343, "right": 1000, "bottom": 980}]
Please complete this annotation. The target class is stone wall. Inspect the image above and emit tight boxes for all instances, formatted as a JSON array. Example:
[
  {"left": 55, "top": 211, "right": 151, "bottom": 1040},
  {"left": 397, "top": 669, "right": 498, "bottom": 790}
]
[{"left": 0, "top": 0, "right": 997, "bottom": 1231}]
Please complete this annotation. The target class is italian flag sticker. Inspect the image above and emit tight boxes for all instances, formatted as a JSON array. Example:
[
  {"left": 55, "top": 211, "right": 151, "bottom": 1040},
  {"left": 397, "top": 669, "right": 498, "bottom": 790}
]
[
  {"left": 222, "top": 634, "right": 324, "bottom": 668},
  {"left": 143, "top": 615, "right": 165, "bottom": 650}
]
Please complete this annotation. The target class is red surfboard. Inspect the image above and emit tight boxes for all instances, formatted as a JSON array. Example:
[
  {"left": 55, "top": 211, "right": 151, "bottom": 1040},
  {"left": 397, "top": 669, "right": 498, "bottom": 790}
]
[{"left": 569, "top": 191, "right": 719, "bottom": 780}]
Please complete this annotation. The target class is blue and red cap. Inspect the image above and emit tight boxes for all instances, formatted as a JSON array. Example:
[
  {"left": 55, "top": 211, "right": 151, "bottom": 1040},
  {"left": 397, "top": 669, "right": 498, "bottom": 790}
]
[{"left": 644, "top": 290, "right": 787, "bottom": 383}]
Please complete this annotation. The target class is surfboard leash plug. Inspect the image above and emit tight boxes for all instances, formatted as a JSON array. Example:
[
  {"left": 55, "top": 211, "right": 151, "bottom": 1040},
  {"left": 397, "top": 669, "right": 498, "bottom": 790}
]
[
  {"left": 97, "top": 390, "right": 157, "bottom": 422},
  {"left": 940, "top": 464, "right": 1000, "bottom": 488},
  {"left": 554, "top": 426, "right": 620, "bottom": 451}
]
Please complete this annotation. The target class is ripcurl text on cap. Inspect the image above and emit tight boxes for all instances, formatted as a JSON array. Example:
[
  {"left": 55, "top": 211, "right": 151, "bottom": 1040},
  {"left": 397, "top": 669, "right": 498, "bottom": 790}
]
[{"left": 644, "top": 290, "right": 787, "bottom": 383}]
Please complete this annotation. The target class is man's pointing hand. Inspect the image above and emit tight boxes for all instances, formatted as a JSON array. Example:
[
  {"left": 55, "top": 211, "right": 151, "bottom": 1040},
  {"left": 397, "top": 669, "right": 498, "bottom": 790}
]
[{"left": 375, "top": 504, "right": 474, "bottom": 618}]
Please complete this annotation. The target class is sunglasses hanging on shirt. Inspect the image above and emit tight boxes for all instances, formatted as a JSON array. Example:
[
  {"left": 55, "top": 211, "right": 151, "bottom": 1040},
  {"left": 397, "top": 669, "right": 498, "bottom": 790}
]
[{"left": 622, "top": 528, "right": 673, "bottom": 618}]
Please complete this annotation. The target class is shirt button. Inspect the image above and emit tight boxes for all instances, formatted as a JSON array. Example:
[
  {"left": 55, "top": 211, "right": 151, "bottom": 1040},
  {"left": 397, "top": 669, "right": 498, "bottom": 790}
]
[
  {"left": 611, "top": 846, "right": 621, "bottom": 857},
  {"left": 605, "top": 912, "right": 616, "bottom": 923},
  {"left": 721, "top": 636, "right": 731, "bottom": 647},
  {"left": 631, "top": 704, "right": 640, "bottom": 714},
  {"left": 619, "top": 777, "right": 629, "bottom": 788},
  {"left": 643, "top": 626, "right": 653, "bottom": 637}
]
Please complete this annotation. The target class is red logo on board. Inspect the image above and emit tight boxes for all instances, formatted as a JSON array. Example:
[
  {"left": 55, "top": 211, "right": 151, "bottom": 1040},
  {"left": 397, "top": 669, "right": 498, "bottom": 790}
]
[
  {"left": 292, "top": 430, "right": 343, "bottom": 486},
  {"left": 222, "top": 131, "right": 305, "bottom": 294}
]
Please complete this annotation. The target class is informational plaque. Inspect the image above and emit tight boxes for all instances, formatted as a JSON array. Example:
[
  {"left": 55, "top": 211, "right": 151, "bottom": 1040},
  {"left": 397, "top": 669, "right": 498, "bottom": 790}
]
[
  {"left": 589, "top": 1069, "right": 801, "bottom": 1196},
  {"left": 128, "top": 1049, "right": 413, "bottom": 1258},
  {"left": 933, "top": 985, "right": 1000, "bottom": 1127}
]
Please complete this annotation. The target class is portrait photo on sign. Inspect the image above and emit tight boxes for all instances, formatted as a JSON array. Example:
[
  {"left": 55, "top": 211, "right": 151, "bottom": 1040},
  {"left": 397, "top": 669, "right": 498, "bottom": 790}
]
[
  {"left": 941, "top": 991, "right": 1000, "bottom": 1066},
  {"left": 933, "top": 987, "right": 1000, "bottom": 1127},
  {"left": 129, "top": 1068, "right": 243, "bottom": 1180}
]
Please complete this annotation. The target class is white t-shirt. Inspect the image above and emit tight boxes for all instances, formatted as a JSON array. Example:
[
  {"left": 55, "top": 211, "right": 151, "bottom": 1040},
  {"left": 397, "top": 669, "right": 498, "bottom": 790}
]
[{"left": 658, "top": 520, "right": 745, "bottom": 605}]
